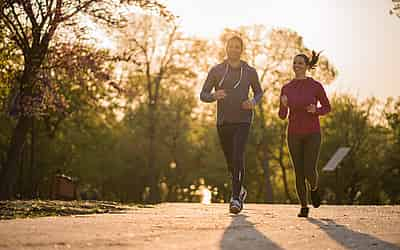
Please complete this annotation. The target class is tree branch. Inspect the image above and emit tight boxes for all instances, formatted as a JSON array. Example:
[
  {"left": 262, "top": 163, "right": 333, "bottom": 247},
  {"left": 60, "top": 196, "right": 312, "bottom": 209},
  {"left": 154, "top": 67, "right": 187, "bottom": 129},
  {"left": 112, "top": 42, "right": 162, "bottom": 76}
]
[
  {"left": 20, "top": 1, "right": 39, "bottom": 29},
  {"left": 39, "top": 0, "right": 62, "bottom": 51},
  {"left": 35, "top": 0, "right": 46, "bottom": 22},
  {"left": 0, "top": 10, "right": 28, "bottom": 52},
  {"left": 160, "top": 24, "right": 177, "bottom": 69},
  {"left": 7, "top": 2, "right": 30, "bottom": 49},
  {"left": 59, "top": 0, "right": 97, "bottom": 22}
]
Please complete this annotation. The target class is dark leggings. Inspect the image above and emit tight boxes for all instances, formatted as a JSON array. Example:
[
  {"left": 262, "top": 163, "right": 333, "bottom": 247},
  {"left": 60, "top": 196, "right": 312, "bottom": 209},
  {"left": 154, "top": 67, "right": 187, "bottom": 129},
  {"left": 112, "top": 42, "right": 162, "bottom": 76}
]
[
  {"left": 288, "top": 133, "right": 321, "bottom": 207},
  {"left": 217, "top": 123, "right": 250, "bottom": 200}
]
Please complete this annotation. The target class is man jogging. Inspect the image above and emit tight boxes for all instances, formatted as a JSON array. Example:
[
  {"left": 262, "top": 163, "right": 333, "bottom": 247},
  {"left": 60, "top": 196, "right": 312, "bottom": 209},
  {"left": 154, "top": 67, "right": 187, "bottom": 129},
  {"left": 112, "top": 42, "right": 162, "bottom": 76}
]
[{"left": 200, "top": 35, "right": 263, "bottom": 214}]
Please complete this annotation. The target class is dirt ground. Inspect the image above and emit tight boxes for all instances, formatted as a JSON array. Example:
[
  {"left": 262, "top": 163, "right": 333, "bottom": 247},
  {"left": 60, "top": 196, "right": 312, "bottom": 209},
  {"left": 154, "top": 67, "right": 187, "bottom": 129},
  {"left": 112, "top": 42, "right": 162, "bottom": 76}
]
[{"left": 0, "top": 203, "right": 399, "bottom": 250}]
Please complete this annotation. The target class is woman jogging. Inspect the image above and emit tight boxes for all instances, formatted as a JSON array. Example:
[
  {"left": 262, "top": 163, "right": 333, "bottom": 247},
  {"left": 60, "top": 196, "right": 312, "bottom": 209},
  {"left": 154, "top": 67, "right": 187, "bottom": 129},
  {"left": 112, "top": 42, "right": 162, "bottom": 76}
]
[
  {"left": 279, "top": 51, "right": 331, "bottom": 217},
  {"left": 200, "top": 36, "right": 263, "bottom": 214}
]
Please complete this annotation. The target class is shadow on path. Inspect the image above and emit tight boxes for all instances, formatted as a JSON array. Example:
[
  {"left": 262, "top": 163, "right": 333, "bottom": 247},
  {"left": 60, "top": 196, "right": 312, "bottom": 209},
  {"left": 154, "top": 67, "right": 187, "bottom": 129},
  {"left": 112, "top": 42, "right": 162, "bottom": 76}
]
[
  {"left": 220, "top": 214, "right": 283, "bottom": 250},
  {"left": 307, "top": 217, "right": 399, "bottom": 250}
]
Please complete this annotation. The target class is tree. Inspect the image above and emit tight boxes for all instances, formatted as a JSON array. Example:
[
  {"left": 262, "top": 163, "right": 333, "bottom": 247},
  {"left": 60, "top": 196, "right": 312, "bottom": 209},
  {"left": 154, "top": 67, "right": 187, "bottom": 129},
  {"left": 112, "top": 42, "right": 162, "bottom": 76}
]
[
  {"left": 382, "top": 97, "right": 400, "bottom": 203},
  {"left": 319, "top": 95, "right": 393, "bottom": 204},
  {"left": 115, "top": 14, "right": 204, "bottom": 203},
  {"left": 390, "top": 0, "right": 400, "bottom": 18},
  {"left": 0, "top": 0, "right": 170, "bottom": 199},
  {"left": 0, "top": 21, "right": 22, "bottom": 173}
]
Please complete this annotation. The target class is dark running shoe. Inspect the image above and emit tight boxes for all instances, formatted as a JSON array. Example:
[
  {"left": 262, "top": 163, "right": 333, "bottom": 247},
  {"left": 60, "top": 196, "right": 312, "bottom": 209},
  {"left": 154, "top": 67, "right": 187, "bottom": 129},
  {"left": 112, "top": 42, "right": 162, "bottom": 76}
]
[
  {"left": 297, "top": 207, "right": 309, "bottom": 218},
  {"left": 311, "top": 187, "right": 321, "bottom": 208},
  {"left": 229, "top": 199, "right": 241, "bottom": 214}
]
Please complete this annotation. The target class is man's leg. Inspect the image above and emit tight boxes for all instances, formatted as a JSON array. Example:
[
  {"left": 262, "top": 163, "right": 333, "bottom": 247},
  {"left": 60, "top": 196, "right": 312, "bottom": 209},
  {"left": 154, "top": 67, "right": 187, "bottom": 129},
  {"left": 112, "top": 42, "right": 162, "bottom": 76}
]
[
  {"left": 231, "top": 123, "right": 250, "bottom": 201},
  {"left": 217, "top": 124, "right": 236, "bottom": 207},
  {"left": 217, "top": 125, "right": 234, "bottom": 177}
]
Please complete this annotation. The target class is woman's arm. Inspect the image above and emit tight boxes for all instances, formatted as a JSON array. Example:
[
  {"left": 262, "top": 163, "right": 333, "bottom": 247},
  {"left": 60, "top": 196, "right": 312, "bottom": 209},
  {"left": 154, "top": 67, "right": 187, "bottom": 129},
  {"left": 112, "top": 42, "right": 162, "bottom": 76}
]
[
  {"left": 278, "top": 87, "right": 288, "bottom": 119},
  {"left": 316, "top": 83, "right": 331, "bottom": 116}
]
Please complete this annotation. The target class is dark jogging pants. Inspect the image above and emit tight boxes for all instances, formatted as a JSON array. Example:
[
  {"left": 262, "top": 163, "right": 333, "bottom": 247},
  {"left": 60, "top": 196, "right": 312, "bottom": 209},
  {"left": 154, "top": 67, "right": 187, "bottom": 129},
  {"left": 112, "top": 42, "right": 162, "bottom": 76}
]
[
  {"left": 217, "top": 123, "right": 250, "bottom": 201},
  {"left": 288, "top": 133, "right": 321, "bottom": 207}
]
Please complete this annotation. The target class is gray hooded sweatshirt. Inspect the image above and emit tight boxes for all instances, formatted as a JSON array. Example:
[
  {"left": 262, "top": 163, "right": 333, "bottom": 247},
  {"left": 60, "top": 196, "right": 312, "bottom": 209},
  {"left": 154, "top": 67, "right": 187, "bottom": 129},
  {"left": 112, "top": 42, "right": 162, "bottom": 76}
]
[{"left": 200, "top": 60, "right": 263, "bottom": 125}]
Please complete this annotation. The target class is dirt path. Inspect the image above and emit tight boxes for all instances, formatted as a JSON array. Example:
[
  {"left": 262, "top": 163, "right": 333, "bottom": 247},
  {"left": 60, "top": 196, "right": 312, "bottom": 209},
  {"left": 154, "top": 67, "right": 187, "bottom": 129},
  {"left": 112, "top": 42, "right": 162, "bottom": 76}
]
[{"left": 1, "top": 203, "right": 399, "bottom": 250}]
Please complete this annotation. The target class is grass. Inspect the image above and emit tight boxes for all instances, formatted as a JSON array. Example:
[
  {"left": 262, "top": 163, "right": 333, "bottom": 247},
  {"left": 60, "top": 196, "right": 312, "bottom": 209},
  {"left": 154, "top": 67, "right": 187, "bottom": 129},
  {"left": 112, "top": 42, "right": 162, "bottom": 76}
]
[{"left": 0, "top": 199, "right": 133, "bottom": 220}]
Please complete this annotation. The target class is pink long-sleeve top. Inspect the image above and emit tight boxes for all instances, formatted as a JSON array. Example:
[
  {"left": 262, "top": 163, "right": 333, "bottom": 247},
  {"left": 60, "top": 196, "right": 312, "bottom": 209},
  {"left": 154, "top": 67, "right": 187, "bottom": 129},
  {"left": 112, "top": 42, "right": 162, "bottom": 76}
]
[{"left": 278, "top": 77, "right": 331, "bottom": 135}]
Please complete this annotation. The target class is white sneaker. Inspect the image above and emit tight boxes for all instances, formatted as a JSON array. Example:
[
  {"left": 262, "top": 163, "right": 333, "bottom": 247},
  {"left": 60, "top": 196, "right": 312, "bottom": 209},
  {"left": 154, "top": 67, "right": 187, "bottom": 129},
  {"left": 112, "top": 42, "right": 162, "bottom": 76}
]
[{"left": 229, "top": 199, "right": 241, "bottom": 214}]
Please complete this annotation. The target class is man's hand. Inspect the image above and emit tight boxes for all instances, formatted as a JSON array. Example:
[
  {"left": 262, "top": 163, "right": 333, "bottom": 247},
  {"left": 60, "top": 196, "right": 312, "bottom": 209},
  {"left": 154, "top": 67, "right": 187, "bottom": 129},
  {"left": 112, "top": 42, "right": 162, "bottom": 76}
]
[
  {"left": 212, "top": 90, "right": 227, "bottom": 100},
  {"left": 242, "top": 100, "right": 255, "bottom": 110}
]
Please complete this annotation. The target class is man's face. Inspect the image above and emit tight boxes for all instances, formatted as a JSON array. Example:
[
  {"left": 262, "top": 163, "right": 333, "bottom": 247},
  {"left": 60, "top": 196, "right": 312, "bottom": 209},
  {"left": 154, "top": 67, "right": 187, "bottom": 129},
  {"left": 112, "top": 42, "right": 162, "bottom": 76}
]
[{"left": 226, "top": 39, "right": 243, "bottom": 61}]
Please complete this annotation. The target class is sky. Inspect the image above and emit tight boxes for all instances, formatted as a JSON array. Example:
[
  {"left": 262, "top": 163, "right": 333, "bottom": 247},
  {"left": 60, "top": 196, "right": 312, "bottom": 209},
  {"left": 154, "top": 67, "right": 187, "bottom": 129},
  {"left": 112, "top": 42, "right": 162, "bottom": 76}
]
[{"left": 159, "top": 0, "right": 399, "bottom": 101}]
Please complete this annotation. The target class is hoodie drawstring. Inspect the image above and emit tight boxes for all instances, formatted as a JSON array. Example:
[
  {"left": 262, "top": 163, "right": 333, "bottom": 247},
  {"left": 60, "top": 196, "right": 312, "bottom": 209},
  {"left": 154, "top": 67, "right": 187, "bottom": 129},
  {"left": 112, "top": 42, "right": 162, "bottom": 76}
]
[{"left": 217, "top": 63, "right": 243, "bottom": 89}]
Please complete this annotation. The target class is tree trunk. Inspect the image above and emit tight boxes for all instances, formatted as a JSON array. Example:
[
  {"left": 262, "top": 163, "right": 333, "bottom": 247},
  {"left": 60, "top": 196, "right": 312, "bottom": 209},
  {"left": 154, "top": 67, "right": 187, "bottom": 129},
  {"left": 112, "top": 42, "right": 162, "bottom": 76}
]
[
  {"left": 17, "top": 144, "right": 25, "bottom": 198},
  {"left": 0, "top": 52, "right": 43, "bottom": 200},
  {"left": 262, "top": 152, "right": 274, "bottom": 203},
  {"left": 257, "top": 102, "right": 274, "bottom": 203},
  {"left": 29, "top": 118, "right": 36, "bottom": 198},
  {"left": 0, "top": 115, "right": 31, "bottom": 200},
  {"left": 147, "top": 103, "right": 161, "bottom": 203},
  {"left": 279, "top": 126, "right": 293, "bottom": 203},
  {"left": 280, "top": 160, "right": 292, "bottom": 203}
]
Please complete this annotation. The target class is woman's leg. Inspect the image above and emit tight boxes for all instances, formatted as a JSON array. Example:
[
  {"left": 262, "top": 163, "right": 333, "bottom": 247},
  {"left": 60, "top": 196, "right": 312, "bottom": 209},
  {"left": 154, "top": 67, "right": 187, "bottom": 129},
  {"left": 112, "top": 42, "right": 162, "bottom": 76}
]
[
  {"left": 303, "top": 133, "right": 321, "bottom": 190},
  {"left": 288, "top": 134, "right": 307, "bottom": 208}
]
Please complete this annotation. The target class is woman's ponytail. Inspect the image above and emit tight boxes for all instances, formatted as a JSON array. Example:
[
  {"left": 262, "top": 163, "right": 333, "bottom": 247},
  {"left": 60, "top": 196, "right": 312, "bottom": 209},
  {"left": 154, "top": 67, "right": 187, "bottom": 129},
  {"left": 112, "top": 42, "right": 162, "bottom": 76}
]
[
  {"left": 296, "top": 50, "right": 323, "bottom": 70},
  {"left": 308, "top": 50, "right": 322, "bottom": 69}
]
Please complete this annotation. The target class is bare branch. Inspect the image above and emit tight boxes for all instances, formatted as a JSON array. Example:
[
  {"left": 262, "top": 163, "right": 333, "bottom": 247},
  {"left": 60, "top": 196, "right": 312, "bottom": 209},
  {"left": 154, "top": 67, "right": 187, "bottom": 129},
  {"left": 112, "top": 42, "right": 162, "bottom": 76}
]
[
  {"left": 7, "top": 2, "right": 30, "bottom": 49},
  {"left": 36, "top": 0, "right": 54, "bottom": 31},
  {"left": 0, "top": 11, "right": 28, "bottom": 52},
  {"left": 160, "top": 24, "right": 177, "bottom": 69},
  {"left": 59, "top": 0, "right": 97, "bottom": 22},
  {"left": 122, "top": 0, "right": 176, "bottom": 21},
  {"left": 20, "top": 1, "right": 39, "bottom": 29},
  {"left": 40, "top": 0, "right": 62, "bottom": 50},
  {"left": 35, "top": 0, "right": 45, "bottom": 20}
]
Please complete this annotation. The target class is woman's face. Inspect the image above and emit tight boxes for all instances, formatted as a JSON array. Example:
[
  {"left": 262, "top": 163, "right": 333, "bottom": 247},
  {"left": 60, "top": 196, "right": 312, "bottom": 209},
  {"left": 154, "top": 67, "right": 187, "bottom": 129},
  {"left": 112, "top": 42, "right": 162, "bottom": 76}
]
[
  {"left": 293, "top": 56, "right": 308, "bottom": 75},
  {"left": 226, "top": 39, "right": 243, "bottom": 61}
]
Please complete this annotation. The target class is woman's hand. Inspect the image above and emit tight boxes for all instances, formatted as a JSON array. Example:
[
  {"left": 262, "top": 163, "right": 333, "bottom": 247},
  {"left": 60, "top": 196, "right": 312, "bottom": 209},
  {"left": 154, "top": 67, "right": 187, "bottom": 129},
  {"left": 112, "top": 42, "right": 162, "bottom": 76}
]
[
  {"left": 281, "top": 95, "right": 288, "bottom": 107},
  {"left": 306, "top": 104, "right": 317, "bottom": 114},
  {"left": 241, "top": 100, "right": 255, "bottom": 110},
  {"left": 212, "top": 90, "right": 227, "bottom": 100}
]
